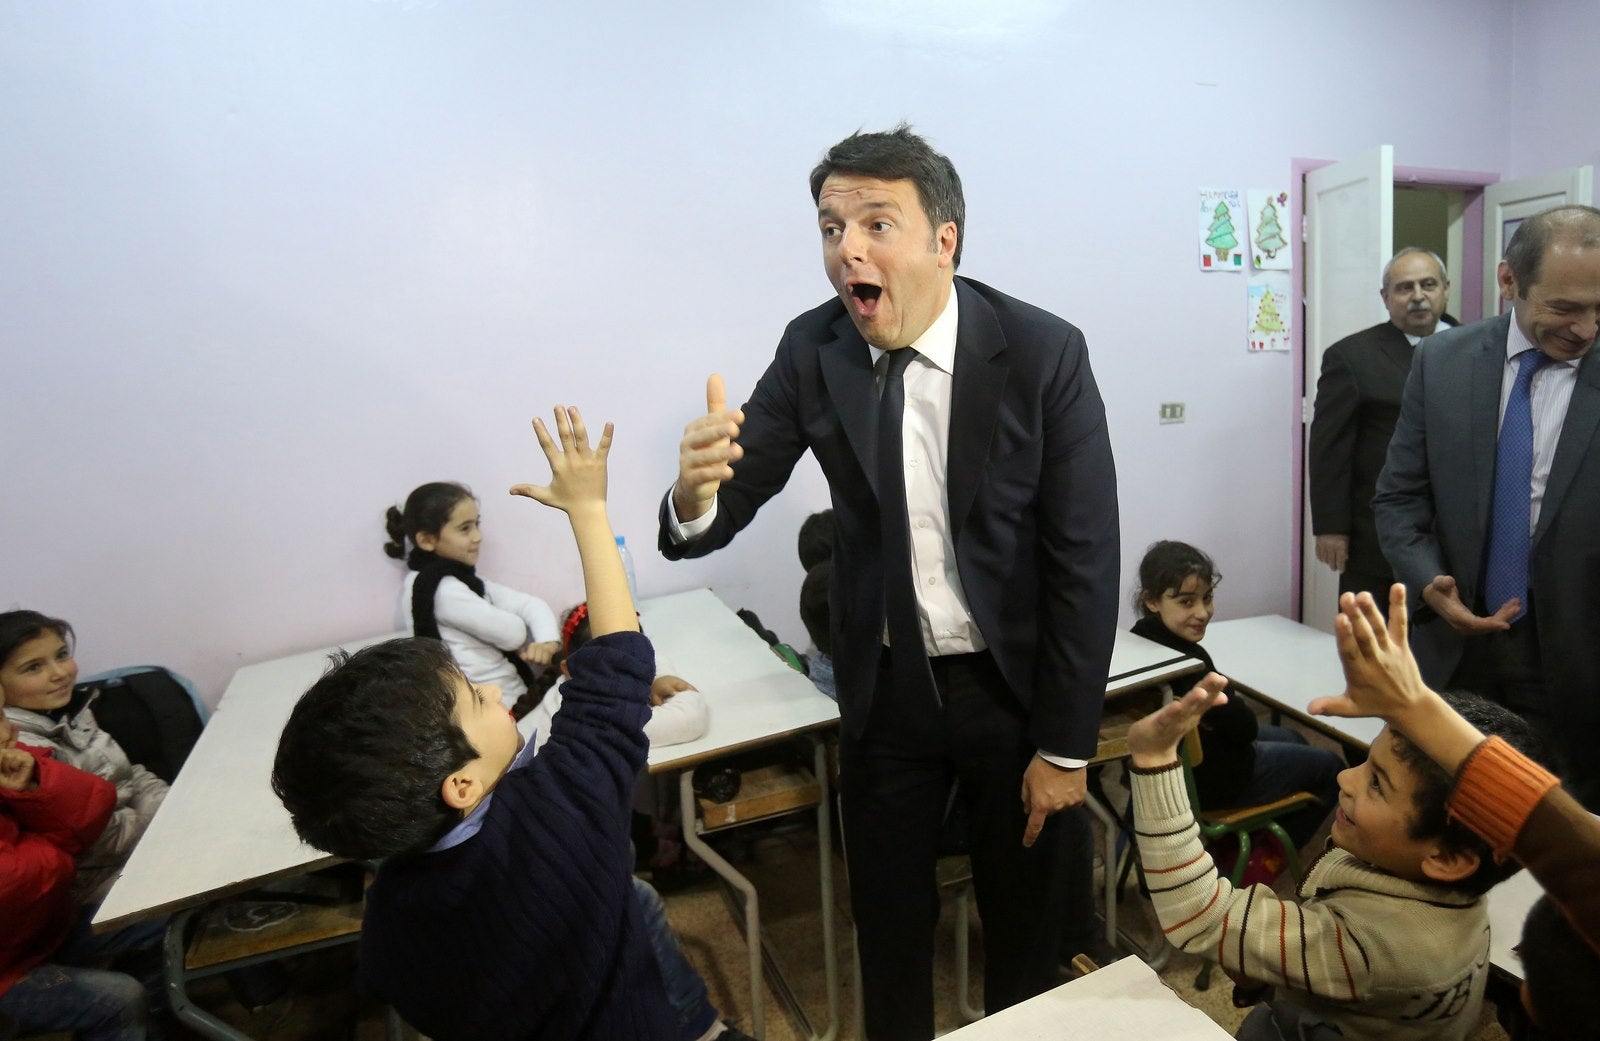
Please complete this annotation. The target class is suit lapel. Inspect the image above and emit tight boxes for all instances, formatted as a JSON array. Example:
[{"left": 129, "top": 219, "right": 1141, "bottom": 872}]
[
  {"left": 1469, "top": 317, "right": 1511, "bottom": 541},
  {"left": 1535, "top": 349, "right": 1600, "bottom": 546},
  {"left": 818, "top": 311, "right": 880, "bottom": 491},
  {"left": 947, "top": 280, "right": 1008, "bottom": 539},
  {"left": 1376, "top": 324, "right": 1414, "bottom": 386}
]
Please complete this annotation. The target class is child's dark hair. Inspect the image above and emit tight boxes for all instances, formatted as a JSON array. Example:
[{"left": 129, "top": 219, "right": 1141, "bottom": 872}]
[
  {"left": 272, "top": 638, "right": 477, "bottom": 860},
  {"left": 0, "top": 610, "right": 74, "bottom": 666},
  {"left": 1389, "top": 691, "right": 1555, "bottom": 894},
  {"left": 797, "top": 509, "right": 835, "bottom": 572},
  {"left": 1520, "top": 893, "right": 1600, "bottom": 1040},
  {"left": 800, "top": 559, "right": 832, "bottom": 655},
  {"left": 383, "top": 482, "right": 474, "bottom": 567},
  {"left": 1134, "top": 540, "right": 1220, "bottom": 615}
]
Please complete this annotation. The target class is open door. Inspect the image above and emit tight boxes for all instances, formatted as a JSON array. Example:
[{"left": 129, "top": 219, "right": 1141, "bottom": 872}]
[
  {"left": 1300, "top": 146, "right": 1393, "bottom": 632},
  {"left": 1482, "top": 166, "right": 1595, "bottom": 313}
]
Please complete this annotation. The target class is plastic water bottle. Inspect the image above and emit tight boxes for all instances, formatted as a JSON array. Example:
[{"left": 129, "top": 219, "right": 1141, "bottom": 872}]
[{"left": 616, "top": 535, "right": 639, "bottom": 603}]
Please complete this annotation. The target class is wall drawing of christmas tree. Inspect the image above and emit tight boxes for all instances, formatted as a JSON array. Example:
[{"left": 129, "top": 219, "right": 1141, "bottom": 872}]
[
  {"left": 1198, "top": 189, "right": 1245, "bottom": 270},
  {"left": 1247, "top": 188, "right": 1292, "bottom": 271},
  {"left": 1255, "top": 200, "right": 1287, "bottom": 260},
  {"left": 1248, "top": 276, "right": 1292, "bottom": 352},
  {"left": 1208, "top": 202, "right": 1237, "bottom": 261}
]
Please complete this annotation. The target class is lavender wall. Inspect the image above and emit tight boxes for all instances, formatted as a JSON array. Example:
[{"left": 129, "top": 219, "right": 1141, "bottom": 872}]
[
  {"left": 1506, "top": 0, "right": 1600, "bottom": 176},
  {"left": 0, "top": 1, "right": 1525, "bottom": 703}
]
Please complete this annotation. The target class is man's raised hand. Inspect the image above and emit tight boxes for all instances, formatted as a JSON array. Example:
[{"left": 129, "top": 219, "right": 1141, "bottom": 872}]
[{"left": 672, "top": 374, "right": 745, "bottom": 523}]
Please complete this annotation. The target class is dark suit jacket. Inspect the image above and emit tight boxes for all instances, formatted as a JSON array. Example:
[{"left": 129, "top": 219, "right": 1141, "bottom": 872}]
[
  {"left": 1374, "top": 314, "right": 1600, "bottom": 794},
  {"left": 1309, "top": 318, "right": 1455, "bottom": 579},
  {"left": 658, "top": 277, "right": 1120, "bottom": 759}
]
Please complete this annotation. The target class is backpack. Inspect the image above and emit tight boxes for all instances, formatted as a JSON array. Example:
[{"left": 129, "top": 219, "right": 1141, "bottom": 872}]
[{"left": 79, "top": 666, "right": 207, "bottom": 784}]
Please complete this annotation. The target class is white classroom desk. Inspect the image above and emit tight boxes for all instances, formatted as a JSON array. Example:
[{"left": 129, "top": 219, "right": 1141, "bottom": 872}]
[
  {"left": 937, "top": 955, "right": 1233, "bottom": 1040},
  {"left": 1199, "top": 615, "right": 1383, "bottom": 751},
  {"left": 93, "top": 632, "right": 397, "bottom": 931}
]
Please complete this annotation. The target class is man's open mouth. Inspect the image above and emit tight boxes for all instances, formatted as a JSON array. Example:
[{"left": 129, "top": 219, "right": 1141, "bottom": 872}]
[{"left": 849, "top": 282, "right": 882, "bottom": 316}]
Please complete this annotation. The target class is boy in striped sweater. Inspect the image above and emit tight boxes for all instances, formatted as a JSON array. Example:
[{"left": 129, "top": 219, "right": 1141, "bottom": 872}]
[{"left": 1128, "top": 673, "right": 1546, "bottom": 1041}]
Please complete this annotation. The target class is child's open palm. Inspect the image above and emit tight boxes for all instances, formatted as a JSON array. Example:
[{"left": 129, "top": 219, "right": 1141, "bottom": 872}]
[{"left": 509, "top": 406, "right": 614, "bottom": 515}]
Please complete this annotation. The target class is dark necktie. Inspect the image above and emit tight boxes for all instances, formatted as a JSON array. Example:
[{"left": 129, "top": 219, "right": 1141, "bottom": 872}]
[
  {"left": 877, "top": 348, "right": 938, "bottom": 703},
  {"left": 1484, "top": 349, "right": 1552, "bottom": 621}
]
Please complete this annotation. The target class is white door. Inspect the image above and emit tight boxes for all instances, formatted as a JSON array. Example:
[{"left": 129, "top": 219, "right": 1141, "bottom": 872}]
[
  {"left": 1300, "top": 146, "right": 1393, "bottom": 631},
  {"left": 1482, "top": 166, "right": 1595, "bottom": 313}
]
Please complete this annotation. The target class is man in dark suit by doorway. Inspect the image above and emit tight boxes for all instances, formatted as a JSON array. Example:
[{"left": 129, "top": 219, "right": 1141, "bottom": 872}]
[
  {"left": 1309, "top": 247, "right": 1454, "bottom": 603},
  {"left": 1375, "top": 206, "right": 1600, "bottom": 806},
  {"left": 658, "top": 126, "right": 1120, "bottom": 1040}
]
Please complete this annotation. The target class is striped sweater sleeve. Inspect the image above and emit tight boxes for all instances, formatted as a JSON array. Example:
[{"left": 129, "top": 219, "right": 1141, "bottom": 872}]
[{"left": 1131, "top": 761, "right": 1369, "bottom": 1001}]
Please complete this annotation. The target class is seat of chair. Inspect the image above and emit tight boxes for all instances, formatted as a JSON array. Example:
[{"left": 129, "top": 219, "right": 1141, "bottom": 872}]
[{"left": 1199, "top": 790, "right": 1319, "bottom": 830}]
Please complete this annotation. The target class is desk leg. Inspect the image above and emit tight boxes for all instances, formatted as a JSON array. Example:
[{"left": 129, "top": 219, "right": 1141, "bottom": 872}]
[
  {"left": 676, "top": 741, "right": 841, "bottom": 1041},
  {"left": 810, "top": 737, "right": 840, "bottom": 1041},
  {"left": 1081, "top": 789, "right": 1120, "bottom": 949},
  {"left": 680, "top": 770, "right": 765, "bottom": 1038},
  {"left": 163, "top": 908, "right": 254, "bottom": 1041}
]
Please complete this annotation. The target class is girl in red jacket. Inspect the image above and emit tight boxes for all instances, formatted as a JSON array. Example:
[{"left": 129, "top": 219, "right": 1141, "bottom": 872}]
[{"left": 0, "top": 713, "right": 150, "bottom": 1041}]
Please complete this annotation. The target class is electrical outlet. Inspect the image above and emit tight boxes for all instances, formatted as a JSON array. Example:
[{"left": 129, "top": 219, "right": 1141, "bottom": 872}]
[{"left": 1160, "top": 402, "right": 1186, "bottom": 424}]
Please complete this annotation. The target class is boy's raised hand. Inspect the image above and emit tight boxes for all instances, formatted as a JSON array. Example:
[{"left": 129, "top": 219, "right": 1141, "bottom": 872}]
[
  {"left": 0, "top": 715, "right": 16, "bottom": 751},
  {"left": 1309, "top": 585, "right": 1432, "bottom": 723},
  {"left": 1127, "top": 673, "right": 1229, "bottom": 769},
  {"left": 510, "top": 406, "right": 613, "bottom": 515}
]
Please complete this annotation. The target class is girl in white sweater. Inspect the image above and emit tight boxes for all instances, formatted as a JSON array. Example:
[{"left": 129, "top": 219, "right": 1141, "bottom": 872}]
[{"left": 385, "top": 482, "right": 560, "bottom": 712}]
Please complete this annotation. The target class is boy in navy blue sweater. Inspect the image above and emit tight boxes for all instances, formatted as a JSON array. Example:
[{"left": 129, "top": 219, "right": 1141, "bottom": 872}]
[{"left": 274, "top": 409, "right": 701, "bottom": 1041}]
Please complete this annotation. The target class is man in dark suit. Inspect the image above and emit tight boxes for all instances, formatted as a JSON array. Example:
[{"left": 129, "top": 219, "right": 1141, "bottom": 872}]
[
  {"left": 659, "top": 127, "right": 1119, "bottom": 1039},
  {"left": 1375, "top": 205, "right": 1600, "bottom": 806},
  {"left": 1309, "top": 248, "right": 1453, "bottom": 602}
]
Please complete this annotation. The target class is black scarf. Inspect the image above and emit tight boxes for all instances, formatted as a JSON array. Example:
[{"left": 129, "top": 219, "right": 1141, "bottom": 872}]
[
  {"left": 1130, "top": 614, "right": 1257, "bottom": 805},
  {"left": 409, "top": 548, "right": 538, "bottom": 692}
]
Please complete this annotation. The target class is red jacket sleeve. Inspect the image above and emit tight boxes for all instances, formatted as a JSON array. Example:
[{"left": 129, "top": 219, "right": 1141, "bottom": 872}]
[{"left": 2, "top": 746, "right": 117, "bottom": 853}]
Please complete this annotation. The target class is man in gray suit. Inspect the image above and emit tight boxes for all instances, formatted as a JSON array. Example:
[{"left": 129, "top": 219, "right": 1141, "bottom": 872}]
[{"left": 1375, "top": 205, "right": 1600, "bottom": 805}]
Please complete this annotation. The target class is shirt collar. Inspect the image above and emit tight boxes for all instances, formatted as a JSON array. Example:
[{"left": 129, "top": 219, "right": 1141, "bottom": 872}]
[
  {"left": 1507, "top": 307, "right": 1579, "bottom": 369},
  {"left": 427, "top": 730, "right": 541, "bottom": 853},
  {"left": 868, "top": 283, "right": 959, "bottom": 374}
]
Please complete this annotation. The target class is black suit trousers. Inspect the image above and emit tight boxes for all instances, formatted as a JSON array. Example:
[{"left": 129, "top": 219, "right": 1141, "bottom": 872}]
[{"left": 840, "top": 650, "right": 1070, "bottom": 1040}]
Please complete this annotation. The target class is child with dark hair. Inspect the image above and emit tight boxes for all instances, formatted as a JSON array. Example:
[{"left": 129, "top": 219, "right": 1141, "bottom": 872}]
[
  {"left": 0, "top": 611, "right": 168, "bottom": 904},
  {"left": 1131, "top": 540, "right": 1341, "bottom": 847},
  {"left": 1520, "top": 895, "right": 1600, "bottom": 1041},
  {"left": 1314, "top": 587, "right": 1600, "bottom": 1041},
  {"left": 276, "top": 409, "right": 746, "bottom": 1041},
  {"left": 384, "top": 480, "right": 560, "bottom": 713},
  {"left": 799, "top": 559, "right": 835, "bottom": 700},
  {"left": 1128, "top": 653, "right": 1553, "bottom": 1039},
  {"left": 796, "top": 508, "right": 834, "bottom": 572}
]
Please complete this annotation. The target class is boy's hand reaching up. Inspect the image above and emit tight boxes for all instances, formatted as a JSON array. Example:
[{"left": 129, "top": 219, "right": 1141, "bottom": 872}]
[
  {"left": 1127, "top": 673, "right": 1229, "bottom": 769},
  {"left": 511, "top": 406, "right": 612, "bottom": 516},
  {"left": 1310, "top": 585, "right": 1431, "bottom": 723},
  {"left": 511, "top": 406, "right": 638, "bottom": 639}
]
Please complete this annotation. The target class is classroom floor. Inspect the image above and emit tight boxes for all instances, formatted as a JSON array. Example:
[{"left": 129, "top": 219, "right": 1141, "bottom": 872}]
[{"left": 182, "top": 771, "right": 1516, "bottom": 1041}]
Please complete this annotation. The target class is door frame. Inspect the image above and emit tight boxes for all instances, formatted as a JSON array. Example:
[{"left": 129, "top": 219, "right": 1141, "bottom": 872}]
[{"left": 1288, "top": 159, "right": 1499, "bottom": 621}]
